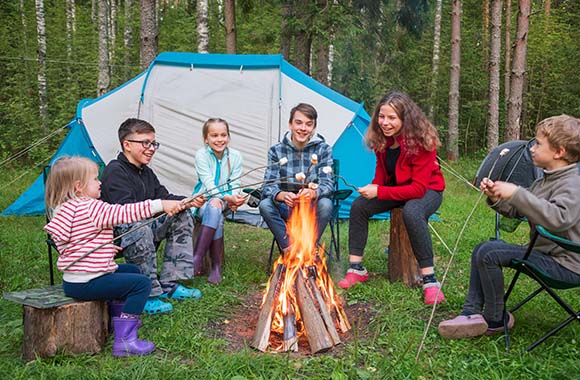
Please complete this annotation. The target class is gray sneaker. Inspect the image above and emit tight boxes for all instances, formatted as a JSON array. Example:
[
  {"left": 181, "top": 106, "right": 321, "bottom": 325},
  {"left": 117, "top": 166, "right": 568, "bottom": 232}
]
[{"left": 438, "top": 314, "right": 488, "bottom": 339}]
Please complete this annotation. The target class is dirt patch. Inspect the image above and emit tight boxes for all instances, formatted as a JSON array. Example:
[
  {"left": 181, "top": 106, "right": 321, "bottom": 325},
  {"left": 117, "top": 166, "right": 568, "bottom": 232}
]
[{"left": 211, "top": 290, "right": 375, "bottom": 357}]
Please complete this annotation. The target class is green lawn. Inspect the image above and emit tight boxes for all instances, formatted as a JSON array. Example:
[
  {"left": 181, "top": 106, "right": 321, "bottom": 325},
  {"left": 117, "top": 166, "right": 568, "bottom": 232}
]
[{"left": 1, "top": 159, "right": 578, "bottom": 379}]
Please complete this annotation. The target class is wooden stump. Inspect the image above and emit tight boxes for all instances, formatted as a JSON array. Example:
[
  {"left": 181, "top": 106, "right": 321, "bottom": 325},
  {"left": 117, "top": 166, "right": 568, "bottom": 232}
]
[
  {"left": 387, "top": 208, "right": 422, "bottom": 288},
  {"left": 22, "top": 300, "right": 108, "bottom": 361},
  {"left": 193, "top": 220, "right": 225, "bottom": 274}
]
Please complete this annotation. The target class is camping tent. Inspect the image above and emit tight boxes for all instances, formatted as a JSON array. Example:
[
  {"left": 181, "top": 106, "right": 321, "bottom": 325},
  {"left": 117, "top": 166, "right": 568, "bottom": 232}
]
[{"left": 2, "top": 52, "right": 374, "bottom": 218}]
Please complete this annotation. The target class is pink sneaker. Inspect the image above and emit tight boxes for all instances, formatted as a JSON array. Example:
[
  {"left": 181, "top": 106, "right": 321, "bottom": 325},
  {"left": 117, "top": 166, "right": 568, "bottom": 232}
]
[
  {"left": 438, "top": 314, "right": 488, "bottom": 339},
  {"left": 423, "top": 285, "right": 445, "bottom": 305},
  {"left": 338, "top": 268, "right": 369, "bottom": 289},
  {"left": 485, "top": 312, "right": 515, "bottom": 336}
]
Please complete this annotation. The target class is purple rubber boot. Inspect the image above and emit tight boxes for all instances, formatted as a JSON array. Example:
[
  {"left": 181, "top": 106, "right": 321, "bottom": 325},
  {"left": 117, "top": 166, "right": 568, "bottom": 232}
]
[
  {"left": 109, "top": 300, "right": 141, "bottom": 329},
  {"left": 207, "top": 237, "right": 224, "bottom": 284},
  {"left": 112, "top": 317, "right": 155, "bottom": 357},
  {"left": 193, "top": 225, "right": 216, "bottom": 275}
]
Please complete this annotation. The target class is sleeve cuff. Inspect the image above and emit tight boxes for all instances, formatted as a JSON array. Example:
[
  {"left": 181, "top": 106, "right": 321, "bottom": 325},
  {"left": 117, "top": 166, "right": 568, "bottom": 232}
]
[{"left": 150, "top": 199, "right": 164, "bottom": 214}]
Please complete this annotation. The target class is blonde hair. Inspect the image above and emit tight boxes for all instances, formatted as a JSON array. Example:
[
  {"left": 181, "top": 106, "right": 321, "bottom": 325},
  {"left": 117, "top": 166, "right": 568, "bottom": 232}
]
[
  {"left": 45, "top": 156, "right": 98, "bottom": 218},
  {"left": 536, "top": 115, "right": 580, "bottom": 164}
]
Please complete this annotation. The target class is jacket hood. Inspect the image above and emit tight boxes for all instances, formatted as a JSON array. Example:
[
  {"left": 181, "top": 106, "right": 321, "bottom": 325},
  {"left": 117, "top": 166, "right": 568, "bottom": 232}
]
[{"left": 282, "top": 131, "right": 326, "bottom": 150}]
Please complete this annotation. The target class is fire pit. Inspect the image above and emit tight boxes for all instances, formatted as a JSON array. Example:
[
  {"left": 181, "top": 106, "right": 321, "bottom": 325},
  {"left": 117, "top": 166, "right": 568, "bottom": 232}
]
[{"left": 251, "top": 197, "right": 350, "bottom": 353}]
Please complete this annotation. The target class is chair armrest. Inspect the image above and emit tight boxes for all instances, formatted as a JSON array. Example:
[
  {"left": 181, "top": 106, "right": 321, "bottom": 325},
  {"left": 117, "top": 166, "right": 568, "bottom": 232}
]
[{"left": 537, "top": 225, "right": 580, "bottom": 254}]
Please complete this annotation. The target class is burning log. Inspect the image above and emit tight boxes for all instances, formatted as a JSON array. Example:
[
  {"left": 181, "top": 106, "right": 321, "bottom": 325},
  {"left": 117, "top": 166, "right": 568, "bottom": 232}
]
[
  {"left": 282, "top": 303, "right": 298, "bottom": 352},
  {"left": 251, "top": 264, "right": 285, "bottom": 352},
  {"left": 306, "top": 266, "right": 341, "bottom": 345},
  {"left": 296, "top": 270, "right": 334, "bottom": 353}
]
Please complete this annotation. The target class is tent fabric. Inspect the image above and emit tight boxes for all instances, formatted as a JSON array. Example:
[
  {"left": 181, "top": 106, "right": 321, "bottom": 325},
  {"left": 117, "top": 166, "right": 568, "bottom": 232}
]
[{"left": 3, "top": 52, "right": 374, "bottom": 218}]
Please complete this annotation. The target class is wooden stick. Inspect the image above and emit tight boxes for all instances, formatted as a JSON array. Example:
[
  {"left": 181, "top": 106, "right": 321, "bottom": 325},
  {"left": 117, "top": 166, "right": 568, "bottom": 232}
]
[
  {"left": 251, "top": 263, "right": 285, "bottom": 352},
  {"left": 282, "top": 303, "right": 298, "bottom": 352},
  {"left": 306, "top": 266, "right": 341, "bottom": 345},
  {"left": 295, "top": 270, "right": 333, "bottom": 353}
]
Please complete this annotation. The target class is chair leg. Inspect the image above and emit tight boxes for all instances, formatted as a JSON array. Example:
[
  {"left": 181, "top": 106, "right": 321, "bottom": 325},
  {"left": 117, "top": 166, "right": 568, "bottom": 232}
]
[{"left": 527, "top": 313, "right": 580, "bottom": 351}]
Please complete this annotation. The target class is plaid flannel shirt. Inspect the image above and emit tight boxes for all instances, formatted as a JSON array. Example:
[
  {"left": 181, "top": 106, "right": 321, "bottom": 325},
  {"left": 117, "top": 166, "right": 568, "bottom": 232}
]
[{"left": 261, "top": 131, "right": 334, "bottom": 201}]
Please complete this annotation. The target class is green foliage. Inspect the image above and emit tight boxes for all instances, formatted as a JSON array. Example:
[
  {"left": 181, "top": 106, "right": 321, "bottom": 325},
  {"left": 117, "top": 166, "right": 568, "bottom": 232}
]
[{"left": 1, "top": 158, "right": 579, "bottom": 378}]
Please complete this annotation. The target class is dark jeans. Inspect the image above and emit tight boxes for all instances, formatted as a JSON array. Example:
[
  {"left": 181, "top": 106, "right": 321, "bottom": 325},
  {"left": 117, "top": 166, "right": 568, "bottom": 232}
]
[
  {"left": 463, "top": 240, "right": 580, "bottom": 322},
  {"left": 63, "top": 264, "right": 151, "bottom": 315},
  {"left": 348, "top": 190, "right": 443, "bottom": 268}
]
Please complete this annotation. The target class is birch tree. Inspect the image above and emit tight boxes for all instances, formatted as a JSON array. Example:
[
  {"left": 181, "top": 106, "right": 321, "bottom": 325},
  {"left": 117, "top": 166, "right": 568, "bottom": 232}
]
[
  {"left": 66, "top": 0, "right": 76, "bottom": 71},
  {"left": 224, "top": 0, "right": 236, "bottom": 54},
  {"left": 428, "top": 0, "right": 443, "bottom": 121},
  {"left": 504, "top": 0, "right": 511, "bottom": 106},
  {"left": 97, "top": 0, "right": 111, "bottom": 96},
  {"left": 506, "top": 0, "right": 530, "bottom": 141},
  {"left": 197, "top": 0, "right": 209, "bottom": 53},
  {"left": 110, "top": 0, "right": 117, "bottom": 62},
  {"left": 140, "top": 0, "right": 158, "bottom": 69},
  {"left": 35, "top": 0, "right": 48, "bottom": 129},
  {"left": 447, "top": 0, "right": 461, "bottom": 161},
  {"left": 486, "top": 0, "right": 502, "bottom": 150},
  {"left": 124, "top": 0, "right": 133, "bottom": 80}
]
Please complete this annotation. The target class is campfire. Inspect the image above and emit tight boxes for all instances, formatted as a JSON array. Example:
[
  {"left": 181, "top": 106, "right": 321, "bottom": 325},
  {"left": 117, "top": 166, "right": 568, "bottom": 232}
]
[{"left": 251, "top": 196, "right": 351, "bottom": 354}]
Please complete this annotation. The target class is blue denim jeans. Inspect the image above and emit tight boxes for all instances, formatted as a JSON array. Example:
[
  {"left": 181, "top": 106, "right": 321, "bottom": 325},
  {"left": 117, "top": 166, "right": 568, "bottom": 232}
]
[
  {"left": 259, "top": 197, "right": 333, "bottom": 250},
  {"left": 463, "top": 240, "right": 580, "bottom": 322}
]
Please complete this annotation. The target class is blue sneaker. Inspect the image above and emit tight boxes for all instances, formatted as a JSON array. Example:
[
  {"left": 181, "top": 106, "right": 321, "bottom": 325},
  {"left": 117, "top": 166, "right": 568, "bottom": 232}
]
[
  {"left": 160, "top": 284, "right": 202, "bottom": 301},
  {"left": 143, "top": 297, "right": 173, "bottom": 315}
]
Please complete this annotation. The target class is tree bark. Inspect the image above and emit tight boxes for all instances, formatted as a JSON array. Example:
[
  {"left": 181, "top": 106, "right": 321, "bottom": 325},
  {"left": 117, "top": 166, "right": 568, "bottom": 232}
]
[
  {"left": 315, "top": 0, "right": 331, "bottom": 86},
  {"left": 140, "top": 0, "right": 158, "bottom": 69},
  {"left": 124, "top": 0, "right": 134, "bottom": 80},
  {"left": 35, "top": 0, "right": 48, "bottom": 130},
  {"left": 447, "top": 0, "right": 461, "bottom": 161},
  {"left": 293, "top": 0, "right": 312, "bottom": 74},
  {"left": 486, "top": 0, "right": 502, "bottom": 150},
  {"left": 387, "top": 208, "right": 422, "bottom": 287},
  {"left": 224, "top": 0, "right": 236, "bottom": 54},
  {"left": 428, "top": 0, "right": 443, "bottom": 121},
  {"left": 482, "top": 0, "right": 489, "bottom": 69},
  {"left": 197, "top": 0, "right": 209, "bottom": 53},
  {"left": 504, "top": 0, "right": 511, "bottom": 108},
  {"left": 280, "top": 1, "right": 292, "bottom": 60},
  {"left": 66, "top": 0, "right": 76, "bottom": 75},
  {"left": 506, "top": 0, "right": 530, "bottom": 141},
  {"left": 97, "top": 0, "right": 111, "bottom": 96},
  {"left": 110, "top": 0, "right": 117, "bottom": 62}
]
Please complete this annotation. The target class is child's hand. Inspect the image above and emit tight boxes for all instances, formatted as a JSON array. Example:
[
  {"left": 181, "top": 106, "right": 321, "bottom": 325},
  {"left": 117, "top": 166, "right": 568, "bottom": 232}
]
[
  {"left": 298, "top": 188, "right": 317, "bottom": 201},
  {"left": 183, "top": 195, "right": 205, "bottom": 209},
  {"left": 162, "top": 200, "right": 185, "bottom": 216},
  {"left": 480, "top": 177, "right": 498, "bottom": 202},
  {"left": 358, "top": 184, "right": 378, "bottom": 199},
  {"left": 490, "top": 181, "right": 518, "bottom": 200},
  {"left": 224, "top": 194, "right": 246, "bottom": 211}
]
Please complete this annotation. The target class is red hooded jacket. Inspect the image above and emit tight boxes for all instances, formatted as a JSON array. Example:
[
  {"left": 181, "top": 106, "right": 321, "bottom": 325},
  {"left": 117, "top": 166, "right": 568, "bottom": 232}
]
[{"left": 372, "top": 135, "right": 445, "bottom": 201}]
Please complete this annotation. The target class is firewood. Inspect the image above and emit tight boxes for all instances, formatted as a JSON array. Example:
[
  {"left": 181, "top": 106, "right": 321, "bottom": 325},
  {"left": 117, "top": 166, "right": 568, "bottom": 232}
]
[
  {"left": 388, "top": 208, "right": 422, "bottom": 287},
  {"left": 251, "top": 263, "right": 285, "bottom": 352},
  {"left": 282, "top": 303, "right": 298, "bottom": 352},
  {"left": 295, "top": 270, "right": 333, "bottom": 353},
  {"left": 306, "top": 267, "right": 341, "bottom": 345}
]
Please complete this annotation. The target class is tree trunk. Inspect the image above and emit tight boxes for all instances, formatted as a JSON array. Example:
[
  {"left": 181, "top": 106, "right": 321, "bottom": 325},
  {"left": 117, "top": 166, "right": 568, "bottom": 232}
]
[
  {"left": 35, "top": 0, "right": 48, "bottom": 130},
  {"left": 504, "top": 0, "right": 511, "bottom": 108},
  {"left": 280, "top": 1, "right": 292, "bottom": 60},
  {"left": 124, "top": 0, "right": 133, "bottom": 80},
  {"left": 486, "top": 0, "right": 502, "bottom": 150},
  {"left": 506, "top": 0, "right": 530, "bottom": 141},
  {"left": 97, "top": 0, "right": 111, "bottom": 96},
  {"left": 224, "top": 0, "right": 236, "bottom": 54},
  {"left": 110, "top": 0, "right": 117, "bottom": 63},
  {"left": 428, "top": 0, "right": 443, "bottom": 121},
  {"left": 315, "top": 0, "right": 331, "bottom": 86},
  {"left": 197, "top": 0, "right": 209, "bottom": 53},
  {"left": 66, "top": 0, "right": 76, "bottom": 79},
  {"left": 447, "top": 0, "right": 461, "bottom": 161},
  {"left": 482, "top": 0, "right": 489, "bottom": 69},
  {"left": 293, "top": 0, "right": 312, "bottom": 75},
  {"left": 140, "top": 0, "right": 158, "bottom": 69}
]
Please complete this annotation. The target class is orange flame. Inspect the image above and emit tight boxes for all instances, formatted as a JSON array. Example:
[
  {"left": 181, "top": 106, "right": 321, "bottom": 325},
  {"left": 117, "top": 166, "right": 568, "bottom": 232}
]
[{"left": 260, "top": 195, "right": 347, "bottom": 349}]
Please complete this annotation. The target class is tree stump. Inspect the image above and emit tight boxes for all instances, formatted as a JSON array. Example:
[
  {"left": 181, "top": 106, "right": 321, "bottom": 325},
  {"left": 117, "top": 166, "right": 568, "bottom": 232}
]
[
  {"left": 3, "top": 285, "right": 108, "bottom": 362},
  {"left": 387, "top": 208, "right": 422, "bottom": 288},
  {"left": 193, "top": 219, "right": 225, "bottom": 274},
  {"left": 22, "top": 301, "right": 108, "bottom": 361}
]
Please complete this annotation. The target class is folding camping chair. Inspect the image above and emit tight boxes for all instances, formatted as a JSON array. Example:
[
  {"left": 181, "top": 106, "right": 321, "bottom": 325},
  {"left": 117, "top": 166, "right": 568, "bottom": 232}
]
[
  {"left": 503, "top": 225, "right": 580, "bottom": 351},
  {"left": 244, "top": 159, "right": 352, "bottom": 274}
]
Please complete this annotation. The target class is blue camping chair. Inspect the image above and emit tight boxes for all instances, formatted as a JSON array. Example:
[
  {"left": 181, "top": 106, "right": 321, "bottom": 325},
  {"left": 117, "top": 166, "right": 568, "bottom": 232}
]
[{"left": 503, "top": 225, "right": 580, "bottom": 351}]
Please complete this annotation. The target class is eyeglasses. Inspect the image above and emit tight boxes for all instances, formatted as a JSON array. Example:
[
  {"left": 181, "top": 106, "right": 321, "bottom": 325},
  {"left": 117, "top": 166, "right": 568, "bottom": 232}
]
[{"left": 126, "top": 139, "right": 160, "bottom": 150}]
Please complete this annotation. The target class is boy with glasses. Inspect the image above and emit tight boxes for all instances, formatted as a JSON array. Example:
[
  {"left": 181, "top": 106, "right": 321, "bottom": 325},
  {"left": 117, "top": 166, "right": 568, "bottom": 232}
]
[{"left": 101, "top": 118, "right": 205, "bottom": 315}]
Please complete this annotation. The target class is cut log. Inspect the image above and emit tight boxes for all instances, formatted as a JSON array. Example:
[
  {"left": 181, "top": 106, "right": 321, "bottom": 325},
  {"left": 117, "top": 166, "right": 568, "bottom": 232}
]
[
  {"left": 251, "top": 263, "right": 285, "bottom": 352},
  {"left": 295, "top": 271, "right": 333, "bottom": 353},
  {"left": 282, "top": 303, "right": 298, "bottom": 352},
  {"left": 387, "top": 208, "right": 422, "bottom": 287},
  {"left": 307, "top": 267, "right": 340, "bottom": 345},
  {"left": 22, "top": 301, "right": 108, "bottom": 362}
]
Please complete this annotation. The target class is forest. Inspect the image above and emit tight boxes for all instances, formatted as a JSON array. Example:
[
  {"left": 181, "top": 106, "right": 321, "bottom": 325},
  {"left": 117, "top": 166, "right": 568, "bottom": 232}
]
[{"left": 0, "top": 0, "right": 578, "bottom": 165}]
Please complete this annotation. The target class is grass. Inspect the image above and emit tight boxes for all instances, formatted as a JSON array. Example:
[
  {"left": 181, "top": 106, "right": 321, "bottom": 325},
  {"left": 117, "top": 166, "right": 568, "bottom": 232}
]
[{"left": 1, "top": 158, "right": 579, "bottom": 379}]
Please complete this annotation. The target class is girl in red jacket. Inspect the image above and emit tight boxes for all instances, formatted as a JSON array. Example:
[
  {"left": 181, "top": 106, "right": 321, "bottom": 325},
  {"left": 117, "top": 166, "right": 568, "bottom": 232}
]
[
  {"left": 44, "top": 156, "right": 188, "bottom": 356},
  {"left": 338, "top": 91, "right": 446, "bottom": 305}
]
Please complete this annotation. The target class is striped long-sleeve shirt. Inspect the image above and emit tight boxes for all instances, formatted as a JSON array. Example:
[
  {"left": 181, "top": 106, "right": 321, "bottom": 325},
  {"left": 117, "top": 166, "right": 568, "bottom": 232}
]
[{"left": 44, "top": 197, "right": 163, "bottom": 283}]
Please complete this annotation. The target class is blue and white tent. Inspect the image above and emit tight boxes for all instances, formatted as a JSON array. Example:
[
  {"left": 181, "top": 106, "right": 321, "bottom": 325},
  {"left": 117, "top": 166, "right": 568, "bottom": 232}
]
[{"left": 3, "top": 52, "right": 374, "bottom": 218}]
